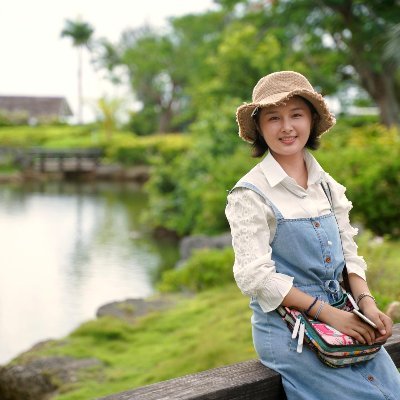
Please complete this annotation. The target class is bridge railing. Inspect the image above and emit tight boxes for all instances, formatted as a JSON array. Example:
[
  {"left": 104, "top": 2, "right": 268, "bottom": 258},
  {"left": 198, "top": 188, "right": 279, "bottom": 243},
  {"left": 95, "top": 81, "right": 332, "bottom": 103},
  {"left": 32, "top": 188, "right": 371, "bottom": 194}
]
[
  {"left": 100, "top": 323, "right": 400, "bottom": 400},
  {"left": 2, "top": 147, "right": 104, "bottom": 172}
]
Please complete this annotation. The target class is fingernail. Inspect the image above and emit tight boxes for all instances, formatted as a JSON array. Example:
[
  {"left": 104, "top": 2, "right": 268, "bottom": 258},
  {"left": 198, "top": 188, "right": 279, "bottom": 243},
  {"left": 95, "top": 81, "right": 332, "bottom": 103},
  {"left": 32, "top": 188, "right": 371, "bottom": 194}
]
[{"left": 380, "top": 329, "right": 386, "bottom": 335}]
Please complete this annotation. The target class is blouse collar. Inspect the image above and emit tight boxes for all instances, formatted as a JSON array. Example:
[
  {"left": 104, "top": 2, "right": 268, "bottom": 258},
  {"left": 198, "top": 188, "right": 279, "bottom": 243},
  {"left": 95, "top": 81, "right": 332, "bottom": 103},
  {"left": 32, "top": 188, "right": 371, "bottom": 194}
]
[{"left": 259, "top": 150, "right": 325, "bottom": 197}]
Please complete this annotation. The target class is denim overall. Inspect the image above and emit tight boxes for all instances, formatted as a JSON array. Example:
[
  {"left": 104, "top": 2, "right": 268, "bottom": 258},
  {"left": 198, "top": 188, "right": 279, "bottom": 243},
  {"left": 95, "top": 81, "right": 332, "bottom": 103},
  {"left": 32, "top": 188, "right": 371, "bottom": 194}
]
[{"left": 232, "top": 182, "right": 400, "bottom": 400}]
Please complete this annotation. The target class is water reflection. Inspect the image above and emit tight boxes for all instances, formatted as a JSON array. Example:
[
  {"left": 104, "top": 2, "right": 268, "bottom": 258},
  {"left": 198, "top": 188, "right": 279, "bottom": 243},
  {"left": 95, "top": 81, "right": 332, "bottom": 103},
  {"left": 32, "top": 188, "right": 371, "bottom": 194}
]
[{"left": 0, "top": 181, "right": 179, "bottom": 364}]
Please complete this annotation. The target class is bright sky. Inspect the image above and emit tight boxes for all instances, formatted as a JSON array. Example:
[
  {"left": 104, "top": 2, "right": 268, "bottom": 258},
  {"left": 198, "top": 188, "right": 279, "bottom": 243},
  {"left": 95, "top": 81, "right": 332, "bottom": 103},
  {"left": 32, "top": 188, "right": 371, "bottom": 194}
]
[{"left": 0, "top": 0, "right": 216, "bottom": 122}]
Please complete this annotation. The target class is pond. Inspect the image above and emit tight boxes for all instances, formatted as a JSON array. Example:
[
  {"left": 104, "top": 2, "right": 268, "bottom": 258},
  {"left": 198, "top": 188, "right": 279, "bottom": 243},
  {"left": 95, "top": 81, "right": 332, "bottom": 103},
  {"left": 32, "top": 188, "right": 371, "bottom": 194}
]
[{"left": 0, "top": 181, "right": 179, "bottom": 364}]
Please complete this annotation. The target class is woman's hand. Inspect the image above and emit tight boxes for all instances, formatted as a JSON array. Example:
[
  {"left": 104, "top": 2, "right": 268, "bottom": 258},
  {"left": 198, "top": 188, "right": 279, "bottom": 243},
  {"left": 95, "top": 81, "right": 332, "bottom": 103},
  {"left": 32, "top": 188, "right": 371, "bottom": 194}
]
[
  {"left": 319, "top": 305, "right": 378, "bottom": 345},
  {"left": 358, "top": 297, "right": 393, "bottom": 343}
]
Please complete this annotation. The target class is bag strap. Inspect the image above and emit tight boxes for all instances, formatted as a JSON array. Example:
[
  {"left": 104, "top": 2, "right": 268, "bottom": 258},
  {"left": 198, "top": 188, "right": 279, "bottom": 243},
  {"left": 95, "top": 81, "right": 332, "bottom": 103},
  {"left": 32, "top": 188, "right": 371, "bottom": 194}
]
[{"left": 320, "top": 182, "right": 351, "bottom": 293}]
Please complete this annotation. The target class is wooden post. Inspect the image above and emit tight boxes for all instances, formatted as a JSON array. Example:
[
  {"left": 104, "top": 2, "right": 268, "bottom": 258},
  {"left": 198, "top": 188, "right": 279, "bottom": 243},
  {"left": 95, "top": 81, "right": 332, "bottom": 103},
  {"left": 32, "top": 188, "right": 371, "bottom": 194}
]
[
  {"left": 76, "top": 154, "right": 82, "bottom": 171},
  {"left": 39, "top": 154, "right": 45, "bottom": 172},
  {"left": 59, "top": 154, "right": 64, "bottom": 172}
]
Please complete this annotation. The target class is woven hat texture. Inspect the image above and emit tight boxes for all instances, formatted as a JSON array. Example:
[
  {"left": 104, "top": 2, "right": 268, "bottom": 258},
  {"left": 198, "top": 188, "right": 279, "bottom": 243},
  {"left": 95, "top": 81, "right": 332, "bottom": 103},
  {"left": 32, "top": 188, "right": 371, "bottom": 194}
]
[{"left": 236, "top": 71, "right": 336, "bottom": 143}]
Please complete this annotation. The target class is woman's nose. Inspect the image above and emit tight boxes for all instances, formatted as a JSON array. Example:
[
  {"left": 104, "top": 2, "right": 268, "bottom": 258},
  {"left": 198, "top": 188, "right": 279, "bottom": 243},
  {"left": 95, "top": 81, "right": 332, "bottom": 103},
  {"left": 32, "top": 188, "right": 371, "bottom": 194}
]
[{"left": 282, "top": 117, "right": 293, "bottom": 133}]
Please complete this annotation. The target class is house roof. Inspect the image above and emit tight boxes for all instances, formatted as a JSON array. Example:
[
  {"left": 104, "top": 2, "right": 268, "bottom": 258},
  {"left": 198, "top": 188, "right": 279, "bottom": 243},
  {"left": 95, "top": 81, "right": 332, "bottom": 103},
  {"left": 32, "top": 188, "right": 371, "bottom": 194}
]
[{"left": 0, "top": 96, "right": 73, "bottom": 118}]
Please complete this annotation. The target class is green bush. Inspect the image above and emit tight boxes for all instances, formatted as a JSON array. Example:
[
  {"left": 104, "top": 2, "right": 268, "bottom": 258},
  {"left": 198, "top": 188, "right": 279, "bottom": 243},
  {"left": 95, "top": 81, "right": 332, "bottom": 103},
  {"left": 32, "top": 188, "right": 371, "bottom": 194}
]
[
  {"left": 143, "top": 97, "right": 258, "bottom": 236},
  {"left": 143, "top": 144, "right": 257, "bottom": 236},
  {"left": 106, "top": 133, "right": 192, "bottom": 165},
  {"left": 0, "top": 125, "right": 98, "bottom": 147},
  {"left": 316, "top": 124, "right": 400, "bottom": 237},
  {"left": 356, "top": 232, "right": 400, "bottom": 311},
  {"left": 158, "top": 247, "right": 234, "bottom": 292},
  {"left": 0, "top": 126, "right": 191, "bottom": 168}
]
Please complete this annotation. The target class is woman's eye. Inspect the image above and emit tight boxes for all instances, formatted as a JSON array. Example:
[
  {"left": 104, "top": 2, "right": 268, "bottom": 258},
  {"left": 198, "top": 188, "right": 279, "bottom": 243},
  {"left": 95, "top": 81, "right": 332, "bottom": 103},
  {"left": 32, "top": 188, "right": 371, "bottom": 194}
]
[
  {"left": 269, "top": 116, "right": 279, "bottom": 121},
  {"left": 293, "top": 113, "right": 303, "bottom": 118}
]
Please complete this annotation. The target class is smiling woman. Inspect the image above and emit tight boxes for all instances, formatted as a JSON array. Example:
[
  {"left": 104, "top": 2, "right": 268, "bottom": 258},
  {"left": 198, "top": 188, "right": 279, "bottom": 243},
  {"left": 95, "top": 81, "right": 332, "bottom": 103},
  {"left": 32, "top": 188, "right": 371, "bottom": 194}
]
[{"left": 226, "top": 70, "right": 400, "bottom": 399}]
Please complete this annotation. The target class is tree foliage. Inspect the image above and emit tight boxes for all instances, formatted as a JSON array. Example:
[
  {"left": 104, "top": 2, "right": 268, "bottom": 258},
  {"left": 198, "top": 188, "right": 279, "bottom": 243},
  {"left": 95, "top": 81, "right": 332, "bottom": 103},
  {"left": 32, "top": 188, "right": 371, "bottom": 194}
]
[
  {"left": 61, "top": 19, "right": 94, "bottom": 123},
  {"left": 93, "top": 0, "right": 399, "bottom": 131},
  {"left": 61, "top": 19, "right": 94, "bottom": 48},
  {"left": 262, "top": 0, "right": 400, "bottom": 126},
  {"left": 90, "top": 1, "right": 400, "bottom": 239}
]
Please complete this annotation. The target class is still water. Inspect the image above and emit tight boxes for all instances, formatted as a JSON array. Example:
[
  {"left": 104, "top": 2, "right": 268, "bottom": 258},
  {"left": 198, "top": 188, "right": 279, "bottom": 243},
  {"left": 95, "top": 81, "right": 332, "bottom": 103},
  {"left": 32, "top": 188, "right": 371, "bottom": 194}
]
[{"left": 0, "top": 181, "right": 179, "bottom": 364}]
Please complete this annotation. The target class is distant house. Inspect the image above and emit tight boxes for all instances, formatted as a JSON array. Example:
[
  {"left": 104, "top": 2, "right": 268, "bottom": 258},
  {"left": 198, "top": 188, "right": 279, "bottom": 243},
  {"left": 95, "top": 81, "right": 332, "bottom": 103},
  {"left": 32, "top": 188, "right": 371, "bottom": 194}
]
[{"left": 0, "top": 96, "right": 73, "bottom": 124}]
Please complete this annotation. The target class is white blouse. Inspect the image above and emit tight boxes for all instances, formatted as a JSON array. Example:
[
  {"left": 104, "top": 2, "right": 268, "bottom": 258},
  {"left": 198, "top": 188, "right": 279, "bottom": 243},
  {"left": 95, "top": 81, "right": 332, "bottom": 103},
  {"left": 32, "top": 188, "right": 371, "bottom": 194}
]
[{"left": 225, "top": 150, "right": 367, "bottom": 313}]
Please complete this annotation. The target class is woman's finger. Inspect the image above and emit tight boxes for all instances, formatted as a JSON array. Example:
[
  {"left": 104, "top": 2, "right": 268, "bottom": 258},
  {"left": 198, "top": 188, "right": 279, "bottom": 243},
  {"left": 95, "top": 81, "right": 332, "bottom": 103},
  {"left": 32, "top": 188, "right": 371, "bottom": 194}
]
[{"left": 356, "top": 325, "right": 375, "bottom": 345}]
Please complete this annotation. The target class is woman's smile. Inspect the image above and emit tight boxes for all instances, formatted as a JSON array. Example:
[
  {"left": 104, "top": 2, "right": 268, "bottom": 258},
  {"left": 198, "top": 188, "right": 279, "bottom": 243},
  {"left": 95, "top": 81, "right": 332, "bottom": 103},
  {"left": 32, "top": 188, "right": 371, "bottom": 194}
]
[{"left": 279, "top": 136, "right": 297, "bottom": 144}]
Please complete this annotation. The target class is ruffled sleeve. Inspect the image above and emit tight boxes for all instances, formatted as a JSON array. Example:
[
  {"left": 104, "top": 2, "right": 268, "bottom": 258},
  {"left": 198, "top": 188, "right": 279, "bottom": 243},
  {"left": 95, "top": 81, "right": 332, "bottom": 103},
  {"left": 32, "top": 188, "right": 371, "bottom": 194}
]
[
  {"left": 225, "top": 187, "right": 293, "bottom": 312},
  {"left": 326, "top": 175, "right": 367, "bottom": 280}
]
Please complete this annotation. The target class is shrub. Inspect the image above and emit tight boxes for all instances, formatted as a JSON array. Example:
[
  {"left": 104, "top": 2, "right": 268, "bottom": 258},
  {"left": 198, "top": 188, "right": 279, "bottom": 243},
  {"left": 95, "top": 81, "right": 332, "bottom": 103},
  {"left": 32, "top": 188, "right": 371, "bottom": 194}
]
[
  {"left": 143, "top": 97, "right": 258, "bottom": 236},
  {"left": 0, "top": 125, "right": 97, "bottom": 147},
  {"left": 316, "top": 124, "right": 400, "bottom": 237},
  {"left": 158, "top": 247, "right": 234, "bottom": 293},
  {"left": 106, "top": 133, "right": 192, "bottom": 165}
]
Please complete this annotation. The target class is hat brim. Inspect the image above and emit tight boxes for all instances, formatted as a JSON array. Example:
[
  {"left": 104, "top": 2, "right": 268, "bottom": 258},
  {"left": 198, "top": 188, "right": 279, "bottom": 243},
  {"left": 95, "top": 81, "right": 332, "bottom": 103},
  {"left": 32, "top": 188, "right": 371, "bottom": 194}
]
[{"left": 236, "top": 89, "right": 336, "bottom": 143}]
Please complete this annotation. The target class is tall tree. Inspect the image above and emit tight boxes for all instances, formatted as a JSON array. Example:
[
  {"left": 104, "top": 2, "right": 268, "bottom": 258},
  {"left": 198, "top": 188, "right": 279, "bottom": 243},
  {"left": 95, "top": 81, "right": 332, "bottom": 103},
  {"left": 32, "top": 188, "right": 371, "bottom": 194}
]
[
  {"left": 95, "top": 10, "right": 229, "bottom": 134},
  {"left": 253, "top": 0, "right": 400, "bottom": 127},
  {"left": 61, "top": 19, "right": 94, "bottom": 124}
]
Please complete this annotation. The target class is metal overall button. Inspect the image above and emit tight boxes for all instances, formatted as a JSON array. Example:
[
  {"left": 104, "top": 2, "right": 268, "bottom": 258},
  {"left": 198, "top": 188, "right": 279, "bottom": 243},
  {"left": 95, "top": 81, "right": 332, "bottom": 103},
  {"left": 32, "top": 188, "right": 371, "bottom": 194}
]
[{"left": 324, "top": 280, "right": 340, "bottom": 294}]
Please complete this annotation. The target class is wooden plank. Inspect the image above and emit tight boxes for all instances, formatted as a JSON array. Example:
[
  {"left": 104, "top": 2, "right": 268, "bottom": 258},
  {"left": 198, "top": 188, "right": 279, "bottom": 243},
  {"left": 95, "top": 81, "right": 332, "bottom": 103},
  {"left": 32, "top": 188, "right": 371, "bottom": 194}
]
[
  {"left": 100, "top": 324, "right": 400, "bottom": 400},
  {"left": 385, "top": 322, "right": 400, "bottom": 367},
  {"left": 101, "top": 360, "right": 284, "bottom": 400}
]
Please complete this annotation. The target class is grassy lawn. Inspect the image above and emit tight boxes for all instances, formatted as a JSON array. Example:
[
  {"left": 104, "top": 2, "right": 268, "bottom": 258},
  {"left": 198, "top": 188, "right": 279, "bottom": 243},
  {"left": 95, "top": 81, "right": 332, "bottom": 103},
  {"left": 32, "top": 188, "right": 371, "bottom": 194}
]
[{"left": 15, "top": 284, "right": 254, "bottom": 399}]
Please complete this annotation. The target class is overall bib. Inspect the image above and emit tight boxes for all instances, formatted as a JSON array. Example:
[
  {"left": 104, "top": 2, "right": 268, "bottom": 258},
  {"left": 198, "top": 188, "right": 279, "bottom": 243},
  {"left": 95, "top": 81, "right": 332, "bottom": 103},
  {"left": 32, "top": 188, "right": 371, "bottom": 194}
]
[{"left": 233, "top": 182, "right": 400, "bottom": 400}]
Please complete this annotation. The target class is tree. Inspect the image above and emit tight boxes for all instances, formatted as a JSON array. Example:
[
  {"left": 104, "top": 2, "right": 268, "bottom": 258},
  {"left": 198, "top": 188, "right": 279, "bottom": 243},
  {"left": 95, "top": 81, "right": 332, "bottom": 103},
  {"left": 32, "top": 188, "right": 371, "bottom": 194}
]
[
  {"left": 61, "top": 19, "right": 94, "bottom": 124},
  {"left": 385, "top": 23, "right": 400, "bottom": 66},
  {"left": 251, "top": 0, "right": 400, "bottom": 128},
  {"left": 96, "top": 96, "right": 124, "bottom": 140},
  {"left": 95, "top": 10, "right": 230, "bottom": 134}
]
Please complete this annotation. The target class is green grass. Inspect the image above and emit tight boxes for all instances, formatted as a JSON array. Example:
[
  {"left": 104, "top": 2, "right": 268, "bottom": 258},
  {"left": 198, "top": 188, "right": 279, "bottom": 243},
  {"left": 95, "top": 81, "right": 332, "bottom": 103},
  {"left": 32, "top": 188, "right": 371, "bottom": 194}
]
[
  {"left": 14, "top": 284, "right": 254, "bottom": 399},
  {"left": 357, "top": 233, "right": 400, "bottom": 309}
]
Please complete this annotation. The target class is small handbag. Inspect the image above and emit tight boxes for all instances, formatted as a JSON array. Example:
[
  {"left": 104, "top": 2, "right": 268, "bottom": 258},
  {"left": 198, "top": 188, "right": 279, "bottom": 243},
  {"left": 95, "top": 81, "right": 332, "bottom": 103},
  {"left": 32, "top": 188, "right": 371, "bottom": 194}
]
[
  {"left": 276, "top": 292, "right": 384, "bottom": 368},
  {"left": 276, "top": 182, "right": 384, "bottom": 368}
]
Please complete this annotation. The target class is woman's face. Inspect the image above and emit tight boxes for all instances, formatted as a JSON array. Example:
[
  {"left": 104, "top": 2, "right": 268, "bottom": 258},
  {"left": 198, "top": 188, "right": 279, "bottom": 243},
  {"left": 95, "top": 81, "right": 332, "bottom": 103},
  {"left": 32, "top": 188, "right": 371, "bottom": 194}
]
[{"left": 258, "top": 96, "right": 313, "bottom": 160}]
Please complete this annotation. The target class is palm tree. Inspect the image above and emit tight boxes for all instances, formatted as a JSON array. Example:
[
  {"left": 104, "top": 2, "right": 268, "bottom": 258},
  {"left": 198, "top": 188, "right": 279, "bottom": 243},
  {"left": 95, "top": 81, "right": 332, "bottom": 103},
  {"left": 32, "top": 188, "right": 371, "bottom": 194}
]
[{"left": 61, "top": 19, "right": 94, "bottom": 124}]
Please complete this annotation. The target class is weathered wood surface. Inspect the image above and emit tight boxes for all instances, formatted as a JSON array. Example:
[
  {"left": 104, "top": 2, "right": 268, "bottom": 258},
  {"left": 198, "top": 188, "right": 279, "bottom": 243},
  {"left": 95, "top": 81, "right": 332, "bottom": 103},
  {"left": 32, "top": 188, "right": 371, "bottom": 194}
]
[{"left": 99, "top": 324, "right": 400, "bottom": 400}]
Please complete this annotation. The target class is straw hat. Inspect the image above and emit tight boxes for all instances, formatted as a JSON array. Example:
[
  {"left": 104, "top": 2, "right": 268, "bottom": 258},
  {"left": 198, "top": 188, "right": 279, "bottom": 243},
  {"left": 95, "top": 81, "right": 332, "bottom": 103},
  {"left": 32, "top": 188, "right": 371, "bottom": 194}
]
[{"left": 236, "top": 71, "right": 336, "bottom": 143}]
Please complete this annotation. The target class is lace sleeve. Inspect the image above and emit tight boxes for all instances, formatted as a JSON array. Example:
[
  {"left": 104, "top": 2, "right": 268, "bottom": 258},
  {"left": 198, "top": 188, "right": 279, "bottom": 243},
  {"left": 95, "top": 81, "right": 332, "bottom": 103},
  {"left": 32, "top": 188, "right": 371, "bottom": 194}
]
[{"left": 225, "top": 187, "right": 293, "bottom": 312}]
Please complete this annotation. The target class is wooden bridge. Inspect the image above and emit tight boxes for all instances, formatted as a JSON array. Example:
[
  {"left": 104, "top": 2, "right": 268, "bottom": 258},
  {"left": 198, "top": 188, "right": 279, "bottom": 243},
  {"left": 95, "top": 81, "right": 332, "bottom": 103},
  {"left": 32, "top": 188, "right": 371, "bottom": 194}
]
[
  {"left": 5, "top": 147, "right": 103, "bottom": 173},
  {"left": 100, "top": 324, "right": 400, "bottom": 400}
]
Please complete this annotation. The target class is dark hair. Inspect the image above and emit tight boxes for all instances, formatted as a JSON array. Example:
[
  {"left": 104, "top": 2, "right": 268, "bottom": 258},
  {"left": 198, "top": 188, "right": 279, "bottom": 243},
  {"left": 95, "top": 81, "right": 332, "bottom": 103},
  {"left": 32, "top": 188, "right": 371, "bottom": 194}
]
[{"left": 251, "top": 97, "right": 321, "bottom": 158}]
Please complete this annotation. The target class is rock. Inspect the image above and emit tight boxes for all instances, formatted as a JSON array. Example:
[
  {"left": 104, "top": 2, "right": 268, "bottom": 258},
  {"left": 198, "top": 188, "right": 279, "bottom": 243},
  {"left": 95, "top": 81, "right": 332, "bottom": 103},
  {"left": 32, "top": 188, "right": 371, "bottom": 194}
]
[
  {"left": 386, "top": 301, "right": 400, "bottom": 322},
  {"left": 0, "top": 356, "right": 101, "bottom": 400},
  {"left": 96, "top": 296, "right": 176, "bottom": 322},
  {"left": 179, "top": 232, "right": 232, "bottom": 263}
]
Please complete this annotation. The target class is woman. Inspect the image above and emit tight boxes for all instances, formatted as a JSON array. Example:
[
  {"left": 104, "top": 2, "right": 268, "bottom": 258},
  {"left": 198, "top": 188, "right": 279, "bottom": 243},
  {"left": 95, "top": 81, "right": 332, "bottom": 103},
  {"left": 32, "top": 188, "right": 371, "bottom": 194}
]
[{"left": 225, "top": 71, "right": 400, "bottom": 399}]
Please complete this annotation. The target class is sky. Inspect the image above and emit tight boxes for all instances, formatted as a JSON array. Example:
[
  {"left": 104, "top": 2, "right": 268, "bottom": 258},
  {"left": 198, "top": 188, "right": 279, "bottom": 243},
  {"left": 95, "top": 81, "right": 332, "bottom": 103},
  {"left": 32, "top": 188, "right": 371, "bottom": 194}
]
[{"left": 0, "top": 0, "right": 216, "bottom": 122}]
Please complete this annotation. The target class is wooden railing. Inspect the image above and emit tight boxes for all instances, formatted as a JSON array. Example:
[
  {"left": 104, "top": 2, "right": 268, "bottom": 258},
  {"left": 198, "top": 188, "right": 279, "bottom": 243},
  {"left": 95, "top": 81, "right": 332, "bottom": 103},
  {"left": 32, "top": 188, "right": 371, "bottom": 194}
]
[
  {"left": 22, "top": 148, "right": 103, "bottom": 172},
  {"left": 0, "top": 147, "right": 103, "bottom": 173},
  {"left": 100, "top": 324, "right": 400, "bottom": 400}
]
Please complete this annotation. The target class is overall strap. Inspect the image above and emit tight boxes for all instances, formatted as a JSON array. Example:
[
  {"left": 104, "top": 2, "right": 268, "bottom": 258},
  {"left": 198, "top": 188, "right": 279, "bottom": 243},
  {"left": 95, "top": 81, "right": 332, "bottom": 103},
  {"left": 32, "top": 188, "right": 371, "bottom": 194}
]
[
  {"left": 320, "top": 181, "right": 333, "bottom": 210},
  {"left": 228, "top": 181, "right": 284, "bottom": 220},
  {"left": 320, "top": 181, "right": 351, "bottom": 292}
]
